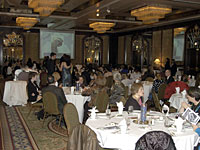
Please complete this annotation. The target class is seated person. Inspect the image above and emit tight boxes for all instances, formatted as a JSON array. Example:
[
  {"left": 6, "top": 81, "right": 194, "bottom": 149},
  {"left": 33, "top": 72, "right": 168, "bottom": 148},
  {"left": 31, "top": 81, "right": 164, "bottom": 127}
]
[
  {"left": 83, "top": 76, "right": 107, "bottom": 123},
  {"left": 165, "top": 69, "right": 174, "bottom": 84},
  {"left": 109, "top": 73, "right": 125, "bottom": 104},
  {"left": 191, "top": 125, "right": 200, "bottom": 150},
  {"left": 27, "top": 72, "right": 42, "bottom": 103},
  {"left": 42, "top": 75, "right": 67, "bottom": 115},
  {"left": 152, "top": 73, "right": 164, "bottom": 94},
  {"left": 124, "top": 83, "right": 144, "bottom": 111},
  {"left": 179, "top": 87, "right": 200, "bottom": 116}
]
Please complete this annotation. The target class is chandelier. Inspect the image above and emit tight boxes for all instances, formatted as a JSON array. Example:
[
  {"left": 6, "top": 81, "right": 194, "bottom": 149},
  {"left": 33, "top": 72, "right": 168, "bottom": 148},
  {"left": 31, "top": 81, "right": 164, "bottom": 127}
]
[
  {"left": 16, "top": 17, "right": 38, "bottom": 30},
  {"left": 28, "top": 0, "right": 64, "bottom": 16},
  {"left": 89, "top": 22, "right": 115, "bottom": 33},
  {"left": 131, "top": 5, "right": 172, "bottom": 24}
]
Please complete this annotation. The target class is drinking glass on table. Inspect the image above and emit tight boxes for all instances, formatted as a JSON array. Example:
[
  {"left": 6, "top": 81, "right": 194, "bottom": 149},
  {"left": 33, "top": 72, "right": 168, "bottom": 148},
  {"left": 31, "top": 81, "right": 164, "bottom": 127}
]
[{"left": 128, "top": 106, "right": 134, "bottom": 114}]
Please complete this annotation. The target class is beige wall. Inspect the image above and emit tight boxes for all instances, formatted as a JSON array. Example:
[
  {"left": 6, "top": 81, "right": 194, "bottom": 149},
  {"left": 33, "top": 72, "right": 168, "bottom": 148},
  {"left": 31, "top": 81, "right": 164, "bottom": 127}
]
[
  {"left": 23, "top": 32, "right": 40, "bottom": 63},
  {"left": 118, "top": 36, "right": 125, "bottom": 64},
  {"left": 152, "top": 29, "right": 173, "bottom": 66}
]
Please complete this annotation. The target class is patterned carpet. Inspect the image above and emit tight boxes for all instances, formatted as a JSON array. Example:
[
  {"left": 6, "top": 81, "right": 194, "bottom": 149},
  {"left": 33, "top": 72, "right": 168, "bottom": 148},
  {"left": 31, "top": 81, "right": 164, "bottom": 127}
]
[{"left": 0, "top": 106, "right": 68, "bottom": 150}]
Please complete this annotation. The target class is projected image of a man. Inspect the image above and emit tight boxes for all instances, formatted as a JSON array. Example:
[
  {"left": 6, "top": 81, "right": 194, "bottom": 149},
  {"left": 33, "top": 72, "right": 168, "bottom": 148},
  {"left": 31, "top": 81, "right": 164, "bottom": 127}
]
[{"left": 51, "top": 37, "right": 63, "bottom": 53}]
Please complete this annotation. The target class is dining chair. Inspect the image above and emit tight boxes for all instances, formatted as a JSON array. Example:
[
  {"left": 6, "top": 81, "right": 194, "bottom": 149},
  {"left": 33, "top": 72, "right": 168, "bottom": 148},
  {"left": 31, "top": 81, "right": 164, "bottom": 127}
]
[
  {"left": 158, "top": 83, "right": 167, "bottom": 101},
  {"left": 63, "top": 103, "right": 80, "bottom": 135},
  {"left": 42, "top": 91, "right": 62, "bottom": 127},
  {"left": 95, "top": 90, "right": 109, "bottom": 113},
  {"left": 105, "top": 76, "right": 113, "bottom": 89},
  {"left": 67, "top": 124, "right": 113, "bottom": 150},
  {"left": 145, "top": 77, "right": 154, "bottom": 82},
  {"left": 27, "top": 102, "right": 43, "bottom": 118},
  {"left": 135, "top": 131, "right": 176, "bottom": 150},
  {"left": 152, "top": 90, "right": 162, "bottom": 112}
]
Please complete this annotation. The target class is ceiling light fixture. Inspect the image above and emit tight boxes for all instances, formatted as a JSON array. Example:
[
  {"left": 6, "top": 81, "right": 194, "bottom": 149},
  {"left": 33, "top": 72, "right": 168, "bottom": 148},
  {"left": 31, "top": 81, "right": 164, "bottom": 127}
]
[
  {"left": 131, "top": 4, "right": 172, "bottom": 24},
  {"left": 28, "top": 0, "right": 64, "bottom": 16},
  {"left": 16, "top": 17, "right": 38, "bottom": 30},
  {"left": 89, "top": 22, "right": 115, "bottom": 33}
]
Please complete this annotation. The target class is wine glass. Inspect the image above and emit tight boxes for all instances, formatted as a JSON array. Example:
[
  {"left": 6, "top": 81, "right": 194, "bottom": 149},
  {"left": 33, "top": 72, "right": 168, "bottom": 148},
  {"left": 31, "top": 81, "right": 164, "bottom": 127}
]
[{"left": 128, "top": 106, "right": 134, "bottom": 114}]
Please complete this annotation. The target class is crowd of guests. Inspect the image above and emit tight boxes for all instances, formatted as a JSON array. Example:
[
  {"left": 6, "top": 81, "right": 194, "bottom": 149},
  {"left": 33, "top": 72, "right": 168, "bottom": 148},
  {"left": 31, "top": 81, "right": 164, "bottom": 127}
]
[{"left": 2, "top": 55, "right": 200, "bottom": 144}]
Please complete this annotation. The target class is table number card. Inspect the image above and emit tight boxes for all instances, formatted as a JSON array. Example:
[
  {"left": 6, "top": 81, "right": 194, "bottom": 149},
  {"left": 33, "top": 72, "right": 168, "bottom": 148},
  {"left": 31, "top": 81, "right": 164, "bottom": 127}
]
[{"left": 182, "top": 107, "right": 200, "bottom": 125}]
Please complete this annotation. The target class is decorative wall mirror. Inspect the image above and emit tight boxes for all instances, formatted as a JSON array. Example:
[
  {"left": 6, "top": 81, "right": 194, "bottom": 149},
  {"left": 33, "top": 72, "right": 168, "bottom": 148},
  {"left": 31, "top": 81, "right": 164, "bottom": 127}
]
[
  {"left": 185, "top": 24, "right": 200, "bottom": 73},
  {"left": 3, "top": 32, "right": 23, "bottom": 63},
  {"left": 131, "top": 35, "right": 149, "bottom": 68},
  {"left": 83, "top": 35, "right": 102, "bottom": 65}
]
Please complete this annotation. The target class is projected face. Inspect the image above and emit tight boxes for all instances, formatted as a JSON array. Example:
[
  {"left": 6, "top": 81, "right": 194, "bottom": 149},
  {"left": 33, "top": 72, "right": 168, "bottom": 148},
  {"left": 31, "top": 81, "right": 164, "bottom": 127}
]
[{"left": 51, "top": 37, "right": 63, "bottom": 53}]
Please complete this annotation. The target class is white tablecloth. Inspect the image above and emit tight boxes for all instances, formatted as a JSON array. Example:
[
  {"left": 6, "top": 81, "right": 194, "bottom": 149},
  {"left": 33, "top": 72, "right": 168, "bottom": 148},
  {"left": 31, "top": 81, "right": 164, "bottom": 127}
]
[
  {"left": 86, "top": 111, "right": 199, "bottom": 150},
  {"left": 3, "top": 81, "right": 28, "bottom": 106},
  {"left": 65, "top": 94, "right": 90, "bottom": 123},
  {"left": 169, "top": 93, "right": 188, "bottom": 110}
]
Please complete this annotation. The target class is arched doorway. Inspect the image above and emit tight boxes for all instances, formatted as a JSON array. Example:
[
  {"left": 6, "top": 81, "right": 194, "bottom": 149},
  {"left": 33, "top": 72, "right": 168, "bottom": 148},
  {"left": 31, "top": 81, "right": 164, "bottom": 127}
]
[
  {"left": 83, "top": 35, "right": 103, "bottom": 65},
  {"left": 131, "top": 35, "right": 149, "bottom": 69}
]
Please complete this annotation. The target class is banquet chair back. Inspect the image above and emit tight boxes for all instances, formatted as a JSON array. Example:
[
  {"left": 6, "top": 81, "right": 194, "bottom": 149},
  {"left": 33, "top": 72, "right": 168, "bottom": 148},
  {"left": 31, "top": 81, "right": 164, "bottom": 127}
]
[
  {"left": 105, "top": 76, "right": 113, "bottom": 88},
  {"left": 158, "top": 83, "right": 167, "bottom": 100},
  {"left": 63, "top": 103, "right": 80, "bottom": 135},
  {"left": 135, "top": 131, "right": 176, "bottom": 150},
  {"left": 152, "top": 90, "right": 162, "bottom": 112},
  {"left": 145, "top": 77, "right": 154, "bottom": 82},
  {"left": 124, "top": 86, "right": 129, "bottom": 100},
  {"left": 42, "top": 92, "right": 62, "bottom": 127},
  {"left": 67, "top": 124, "right": 99, "bottom": 150},
  {"left": 95, "top": 90, "right": 109, "bottom": 113},
  {"left": 40, "top": 72, "right": 48, "bottom": 88}
]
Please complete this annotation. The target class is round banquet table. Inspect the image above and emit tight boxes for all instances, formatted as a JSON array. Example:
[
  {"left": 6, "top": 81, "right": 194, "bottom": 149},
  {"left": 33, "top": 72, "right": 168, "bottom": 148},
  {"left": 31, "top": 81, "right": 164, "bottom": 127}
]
[
  {"left": 65, "top": 94, "right": 90, "bottom": 123},
  {"left": 86, "top": 111, "right": 199, "bottom": 150},
  {"left": 169, "top": 93, "right": 188, "bottom": 111},
  {"left": 3, "top": 81, "right": 28, "bottom": 106}
]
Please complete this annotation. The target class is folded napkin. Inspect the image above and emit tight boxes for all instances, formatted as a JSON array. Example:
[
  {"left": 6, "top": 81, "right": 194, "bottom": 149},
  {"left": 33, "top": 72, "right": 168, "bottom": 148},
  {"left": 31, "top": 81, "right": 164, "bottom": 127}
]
[
  {"left": 175, "top": 87, "right": 180, "bottom": 94},
  {"left": 162, "top": 104, "right": 169, "bottom": 116},
  {"left": 181, "top": 90, "right": 187, "bottom": 98},
  {"left": 116, "top": 101, "right": 124, "bottom": 115},
  {"left": 89, "top": 106, "right": 99, "bottom": 119},
  {"left": 192, "top": 76, "right": 195, "bottom": 80},
  {"left": 178, "top": 76, "right": 182, "bottom": 81},
  {"left": 174, "top": 117, "right": 184, "bottom": 133}
]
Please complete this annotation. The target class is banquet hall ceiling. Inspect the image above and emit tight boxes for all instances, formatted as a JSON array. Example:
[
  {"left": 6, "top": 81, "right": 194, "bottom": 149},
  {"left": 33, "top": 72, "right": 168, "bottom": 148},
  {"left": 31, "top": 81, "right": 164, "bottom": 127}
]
[{"left": 0, "top": 0, "right": 200, "bottom": 33}]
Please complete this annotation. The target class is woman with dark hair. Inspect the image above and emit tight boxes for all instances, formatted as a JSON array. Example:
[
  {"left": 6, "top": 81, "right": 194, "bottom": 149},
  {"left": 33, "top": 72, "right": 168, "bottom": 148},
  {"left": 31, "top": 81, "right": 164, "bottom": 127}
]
[
  {"left": 124, "top": 83, "right": 144, "bottom": 111},
  {"left": 58, "top": 54, "right": 72, "bottom": 87},
  {"left": 27, "top": 72, "right": 42, "bottom": 102},
  {"left": 180, "top": 87, "right": 200, "bottom": 115}
]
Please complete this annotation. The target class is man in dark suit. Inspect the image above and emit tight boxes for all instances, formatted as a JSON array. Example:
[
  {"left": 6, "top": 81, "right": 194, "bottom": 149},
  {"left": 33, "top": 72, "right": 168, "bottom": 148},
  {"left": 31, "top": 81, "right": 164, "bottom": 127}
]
[
  {"left": 46, "top": 52, "right": 56, "bottom": 75},
  {"left": 165, "top": 69, "right": 174, "bottom": 84},
  {"left": 42, "top": 75, "right": 67, "bottom": 114}
]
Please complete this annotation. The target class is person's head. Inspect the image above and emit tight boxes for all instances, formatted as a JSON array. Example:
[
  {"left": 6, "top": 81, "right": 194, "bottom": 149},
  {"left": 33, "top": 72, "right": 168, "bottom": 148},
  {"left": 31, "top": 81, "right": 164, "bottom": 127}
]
[
  {"left": 47, "top": 75, "right": 55, "bottom": 84},
  {"left": 113, "top": 73, "right": 121, "bottom": 82},
  {"left": 155, "top": 73, "right": 162, "bottom": 80},
  {"left": 181, "top": 74, "right": 188, "bottom": 83},
  {"left": 95, "top": 75, "right": 106, "bottom": 87},
  {"left": 131, "top": 83, "right": 144, "bottom": 97},
  {"left": 78, "top": 76, "right": 85, "bottom": 85},
  {"left": 28, "top": 72, "right": 37, "bottom": 81},
  {"left": 165, "top": 69, "right": 171, "bottom": 77},
  {"left": 52, "top": 72, "right": 60, "bottom": 81},
  {"left": 166, "top": 58, "right": 170, "bottom": 62},
  {"left": 50, "top": 52, "right": 56, "bottom": 60},
  {"left": 187, "top": 87, "right": 200, "bottom": 104}
]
